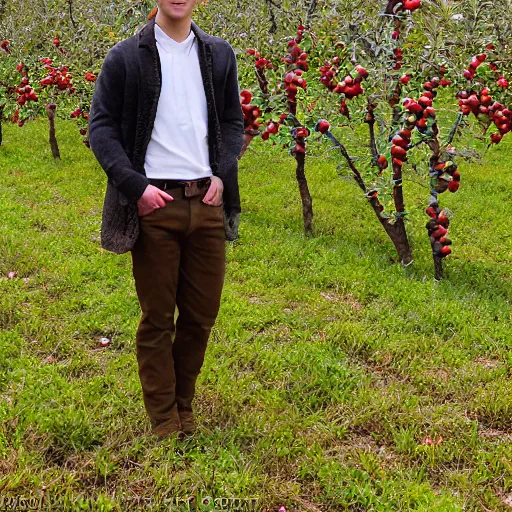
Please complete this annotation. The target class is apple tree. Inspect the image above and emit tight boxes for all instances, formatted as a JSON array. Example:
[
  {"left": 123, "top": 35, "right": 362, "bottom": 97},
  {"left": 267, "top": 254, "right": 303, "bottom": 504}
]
[{"left": 240, "top": 24, "right": 317, "bottom": 234}]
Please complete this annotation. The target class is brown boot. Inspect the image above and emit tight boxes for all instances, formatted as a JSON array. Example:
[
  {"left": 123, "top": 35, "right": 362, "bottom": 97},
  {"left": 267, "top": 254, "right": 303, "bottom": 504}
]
[
  {"left": 178, "top": 409, "right": 196, "bottom": 436},
  {"left": 152, "top": 406, "right": 181, "bottom": 439}
]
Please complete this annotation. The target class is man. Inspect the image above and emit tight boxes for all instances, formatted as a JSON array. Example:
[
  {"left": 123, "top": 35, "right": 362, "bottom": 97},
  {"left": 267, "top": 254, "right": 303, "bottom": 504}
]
[{"left": 88, "top": 0, "right": 244, "bottom": 439}]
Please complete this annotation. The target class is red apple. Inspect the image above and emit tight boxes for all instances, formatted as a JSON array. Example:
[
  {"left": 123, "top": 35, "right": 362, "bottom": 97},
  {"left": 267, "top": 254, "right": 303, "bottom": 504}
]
[
  {"left": 497, "top": 77, "right": 509, "bottom": 88},
  {"left": 448, "top": 180, "right": 460, "bottom": 193},
  {"left": 316, "top": 119, "right": 330, "bottom": 134}
]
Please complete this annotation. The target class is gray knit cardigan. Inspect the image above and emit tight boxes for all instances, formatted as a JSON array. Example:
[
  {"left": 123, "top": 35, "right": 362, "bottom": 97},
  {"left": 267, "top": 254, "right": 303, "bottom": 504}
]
[{"left": 88, "top": 17, "right": 244, "bottom": 253}]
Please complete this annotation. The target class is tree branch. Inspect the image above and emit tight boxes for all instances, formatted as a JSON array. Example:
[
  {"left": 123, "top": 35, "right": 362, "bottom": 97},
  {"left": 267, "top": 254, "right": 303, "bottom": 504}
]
[
  {"left": 325, "top": 131, "right": 367, "bottom": 193},
  {"left": 446, "top": 112, "right": 463, "bottom": 146},
  {"left": 365, "top": 100, "right": 380, "bottom": 166},
  {"left": 256, "top": 68, "right": 269, "bottom": 96},
  {"left": 67, "top": 0, "right": 77, "bottom": 28},
  {"left": 265, "top": 0, "right": 278, "bottom": 34},
  {"left": 391, "top": 162, "right": 405, "bottom": 213},
  {"left": 306, "top": 0, "right": 318, "bottom": 27}
]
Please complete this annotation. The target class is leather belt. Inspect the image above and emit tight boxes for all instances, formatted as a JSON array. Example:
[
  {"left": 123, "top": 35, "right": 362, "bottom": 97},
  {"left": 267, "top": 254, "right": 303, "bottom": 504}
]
[{"left": 148, "top": 177, "right": 211, "bottom": 191}]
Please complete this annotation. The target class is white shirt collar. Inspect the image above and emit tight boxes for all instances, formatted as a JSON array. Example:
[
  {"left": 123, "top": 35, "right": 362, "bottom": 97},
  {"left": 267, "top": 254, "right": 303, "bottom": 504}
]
[{"left": 155, "top": 23, "right": 196, "bottom": 55}]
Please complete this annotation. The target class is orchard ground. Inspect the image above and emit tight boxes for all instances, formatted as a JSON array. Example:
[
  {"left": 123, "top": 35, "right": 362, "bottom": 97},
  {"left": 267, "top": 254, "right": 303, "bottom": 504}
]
[{"left": 0, "top": 119, "right": 511, "bottom": 511}]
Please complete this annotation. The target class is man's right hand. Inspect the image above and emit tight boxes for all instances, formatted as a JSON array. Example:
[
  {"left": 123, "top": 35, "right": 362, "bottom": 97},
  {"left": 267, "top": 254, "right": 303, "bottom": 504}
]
[{"left": 137, "top": 185, "right": 173, "bottom": 217}]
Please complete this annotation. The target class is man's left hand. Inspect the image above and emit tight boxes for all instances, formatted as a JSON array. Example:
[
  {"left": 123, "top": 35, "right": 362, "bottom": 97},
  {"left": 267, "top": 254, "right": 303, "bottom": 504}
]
[{"left": 202, "top": 176, "right": 224, "bottom": 206}]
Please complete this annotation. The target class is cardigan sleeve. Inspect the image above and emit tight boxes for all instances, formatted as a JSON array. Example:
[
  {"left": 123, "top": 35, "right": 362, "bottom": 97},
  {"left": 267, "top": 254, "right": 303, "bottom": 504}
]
[
  {"left": 88, "top": 44, "right": 149, "bottom": 201},
  {"left": 218, "top": 41, "right": 244, "bottom": 215}
]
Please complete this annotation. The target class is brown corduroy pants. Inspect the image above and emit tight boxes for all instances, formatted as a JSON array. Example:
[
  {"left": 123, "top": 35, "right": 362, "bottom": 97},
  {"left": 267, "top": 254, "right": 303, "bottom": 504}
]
[{"left": 130, "top": 186, "right": 226, "bottom": 430}]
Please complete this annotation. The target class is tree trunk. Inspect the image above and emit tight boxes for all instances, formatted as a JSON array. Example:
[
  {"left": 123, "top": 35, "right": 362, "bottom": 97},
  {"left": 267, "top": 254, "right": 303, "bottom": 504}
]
[
  {"left": 376, "top": 216, "right": 413, "bottom": 266},
  {"left": 368, "top": 195, "right": 413, "bottom": 265},
  {"left": 388, "top": 216, "right": 413, "bottom": 265},
  {"left": 426, "top": 120, "right": 448, "bottom": 280},
  {"left": 287, "top": 100, "right": 313, "bottom": 235},
  {"left": 295, "top": 151, "right": 313, "bottom": 235},
  {"left": 433, "top": 254, "right": 443, "bottom": 281},
  {"left": 47, "top": 109, "right": 61, "bottom": 159}
]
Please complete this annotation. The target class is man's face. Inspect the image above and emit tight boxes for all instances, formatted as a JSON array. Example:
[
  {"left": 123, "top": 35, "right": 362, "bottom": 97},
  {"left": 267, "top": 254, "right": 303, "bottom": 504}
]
[{"left": 156, "top": 0, "right": 199, "bottom": 22}]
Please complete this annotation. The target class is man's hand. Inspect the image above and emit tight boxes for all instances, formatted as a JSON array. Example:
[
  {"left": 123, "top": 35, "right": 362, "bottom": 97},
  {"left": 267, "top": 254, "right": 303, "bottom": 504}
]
[
  {"left": 202, "top": 176, "right": 224, "bottom": 206},
  {"left": 137, "top": 184, "right": 173, "bottom": 217}
]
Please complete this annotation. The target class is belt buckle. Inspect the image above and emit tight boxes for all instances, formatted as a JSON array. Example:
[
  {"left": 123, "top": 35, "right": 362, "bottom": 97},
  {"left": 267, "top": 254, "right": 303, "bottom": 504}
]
[{"left": 184, "top": 178, "right": 210, "bottom": 198}]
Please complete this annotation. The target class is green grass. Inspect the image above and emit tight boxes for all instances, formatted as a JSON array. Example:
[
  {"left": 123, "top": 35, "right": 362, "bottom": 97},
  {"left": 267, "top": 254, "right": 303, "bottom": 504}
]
[{"left": 0, "top": 118, "right": 511, "bottom": 511}]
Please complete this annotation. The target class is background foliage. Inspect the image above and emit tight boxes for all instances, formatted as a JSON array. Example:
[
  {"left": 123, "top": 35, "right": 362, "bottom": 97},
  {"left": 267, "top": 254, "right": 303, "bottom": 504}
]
[{"left": 2, "top": 0, "right": 512, "bottom": 68}]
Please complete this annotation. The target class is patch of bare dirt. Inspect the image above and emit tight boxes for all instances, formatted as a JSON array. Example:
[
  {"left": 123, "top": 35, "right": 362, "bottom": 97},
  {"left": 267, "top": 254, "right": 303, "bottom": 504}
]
[
  {"left": 474, "top": 357, "right": 503, "bottom": 370},
  {"left": 478, "top": 427, "right": 512, "bottom": 442},
  {"left": 320, "top": 292, "right": 363, "bottom": 311},
  {"left": 248, "top": 296, "right": 265, "bottom": 305}
]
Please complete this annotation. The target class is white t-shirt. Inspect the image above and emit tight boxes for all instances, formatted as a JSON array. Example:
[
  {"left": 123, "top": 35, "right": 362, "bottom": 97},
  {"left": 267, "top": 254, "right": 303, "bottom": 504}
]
[{"left": 144, "top": 23, "right": 212, "bottom": 180}]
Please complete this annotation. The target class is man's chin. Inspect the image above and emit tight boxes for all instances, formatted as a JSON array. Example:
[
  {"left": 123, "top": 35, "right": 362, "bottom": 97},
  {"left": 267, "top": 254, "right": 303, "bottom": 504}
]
[
  {"left": 158, "top": 2, "right": 195, "bottom": 20},
  {"left": 159, "top": 12, "right": 192, "bottom": 23}
]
